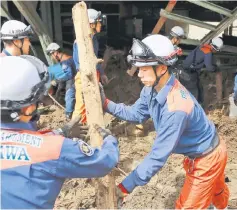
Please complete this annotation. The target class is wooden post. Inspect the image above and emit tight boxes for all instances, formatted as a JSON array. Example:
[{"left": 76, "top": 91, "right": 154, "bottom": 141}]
[
  {"left": 72, "top": 2, "right": 117, "bottom": 209},
  {"left": 152, "top": 0, "right": 177, "bottom": 34}
]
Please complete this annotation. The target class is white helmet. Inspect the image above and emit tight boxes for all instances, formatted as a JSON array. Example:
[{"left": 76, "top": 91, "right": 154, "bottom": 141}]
[
  {"left": 127, "top": 34, "right": 178, "bottom": 67},
  {"left": 87, "top": 8, "right": 106, "bottom": 24},
  {"left": 46, "top": 42, "right": 61, "bottom": 55},
  {"left": 0, "top": 20, "right": 33, "bottom": 40},
  {"left": 0, "top": 56, "right": 49, "bottom": 111},
  {"left": 170, "top": 26, "right": 186, "bottom": 39},
  {"left": 210, "top": 37, "right": 223, "bottom": 51}
]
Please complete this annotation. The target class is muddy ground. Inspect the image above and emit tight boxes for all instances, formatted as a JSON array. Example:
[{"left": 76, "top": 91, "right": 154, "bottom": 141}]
[{"left": 38, "top": 50, "right": 237, "bottom": 209}]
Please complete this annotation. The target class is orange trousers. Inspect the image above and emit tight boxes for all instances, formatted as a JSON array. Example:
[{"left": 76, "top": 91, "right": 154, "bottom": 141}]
[
  {"left": 72, "top": 71, "right": 100, "bottom": 124},
  {"left": 176, "top": 136, "right": 229, "bottom": 209}
]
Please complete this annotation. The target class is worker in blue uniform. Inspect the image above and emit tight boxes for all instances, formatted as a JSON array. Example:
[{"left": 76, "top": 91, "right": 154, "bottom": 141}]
[
  {"left": 100, "top": 34, "right": 229, "bottom": 209},
  {"left": 0, "top": 55, "right": 119, "bottom": 209},
  {"left": 46, "top": 43, "right": 77, "bottom": 120},
  {"left": 182, "top": 37, "right": 224, "bottom": 104}
]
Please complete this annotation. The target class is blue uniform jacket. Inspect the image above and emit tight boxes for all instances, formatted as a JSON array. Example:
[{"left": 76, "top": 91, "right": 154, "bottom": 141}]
[
  {"left": 73, "top": 35, "right": 104, "bottom": 75},
  {"left": 183, "top": 44, "right": 215, "bottom": 72},
  {"left": 48, "top": 57, "right": 76, "bottom": 82},
  {"left": 105, "top": 75, "right": 216, "bottom": 192},
  {"left": 0, "top": 122, "right": 119, "bottom": 209},
  {"left": 234, "top": 74, "right": 237, "bottom": 100}
]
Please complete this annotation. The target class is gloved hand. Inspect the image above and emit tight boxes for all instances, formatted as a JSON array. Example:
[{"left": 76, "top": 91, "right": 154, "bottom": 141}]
[
  {"left": 53, "top": 116, "right": 89, "bottom": 139},
  {"left": 51, "top": 80, "right": 57, "bottom": 86},
  {"left": 99, "top": 82, "right": 107, "bottom": 108},
  {"left": 116, "top": 183, "right": 129, "bottom": 208},
  {"left": 94, "top": 124, "right": 111, "bottom": 139},
  {"left": 176, "top": 47, "right": 183, "bottom": 56}
]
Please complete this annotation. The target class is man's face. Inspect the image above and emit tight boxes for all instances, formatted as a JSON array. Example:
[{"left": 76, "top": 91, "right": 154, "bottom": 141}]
[
  {"left": 14, "top": 37, "right": 30, "bottom": 55},
  {"left": 90, "top": 21, "right": 102, "bottom": 34},
  {"left": 138, "top": 65, "right": 167, "bottom": 87},
  {"left": 51, "top": 51, "right": 59, "bottom": 62},
  {"left": 172, "top": 37, "right": 181, "bottom": 46}
]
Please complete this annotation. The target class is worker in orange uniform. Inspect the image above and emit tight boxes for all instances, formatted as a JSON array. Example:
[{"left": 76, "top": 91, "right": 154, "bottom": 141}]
[
  {"left": 72, "top": 8, "right": 109, "bottom": 123},
  {"left": 182, "top": 37, "right": 224, "bottom": 104},
  {"left": 100, "top": 34, "right": 229, "bottom": 209}
]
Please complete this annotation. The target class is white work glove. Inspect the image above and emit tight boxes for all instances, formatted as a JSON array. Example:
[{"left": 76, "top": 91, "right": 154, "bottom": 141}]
[{"left": 51, "top": 80, "right": 57, "bottom": 86}]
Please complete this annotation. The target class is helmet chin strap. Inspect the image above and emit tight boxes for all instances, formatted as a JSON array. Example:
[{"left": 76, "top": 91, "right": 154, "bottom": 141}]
[
  {"left": 149, "top": 66, "right": 168, "bottom": 106},
  {"left": 12, "top": 39, "right": 24, "bottom": 55}
]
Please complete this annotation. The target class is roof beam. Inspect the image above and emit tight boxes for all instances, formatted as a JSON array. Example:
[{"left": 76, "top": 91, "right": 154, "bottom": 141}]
[
  {"left": 201, "top": 7, "right": 237, "bottom": 43},
  {"left": 186, "top": 0, "right": 232, "bottom": 17},
  {"left": 160, "top": 9, "right": 216, "bottom": 31}
]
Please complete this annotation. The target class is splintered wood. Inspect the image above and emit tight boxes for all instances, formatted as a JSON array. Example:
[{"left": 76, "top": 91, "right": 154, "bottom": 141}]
[{"left": 72, "top": 2, "right": 117, "bottom": 209}]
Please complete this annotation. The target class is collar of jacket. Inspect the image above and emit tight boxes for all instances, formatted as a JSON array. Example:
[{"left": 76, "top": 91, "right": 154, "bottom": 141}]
[
  {"left": 154, "top": 74, "right": 175, "bottom": 106},
  {"left": 200, "top": 44, "right": 212, "bottom": 54}
]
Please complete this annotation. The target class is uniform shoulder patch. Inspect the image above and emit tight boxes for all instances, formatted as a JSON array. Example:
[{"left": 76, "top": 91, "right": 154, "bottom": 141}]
[
  {"left": 78, "top": 140, "right": 94, "bottom": 156},
  {"left": 167, "top": 80, "right": 194, "bottom": 114}
]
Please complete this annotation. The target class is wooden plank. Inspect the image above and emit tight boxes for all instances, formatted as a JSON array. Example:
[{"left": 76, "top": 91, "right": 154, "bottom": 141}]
[
  {"left": 12, "top": 0, "right": 53, "bottom": 65},
  {"left": 185, "top": 0, "right": 232, "bottom": 17},
  {"left": 72, "top": 2, "right": 117, "bottom": 209},
  {"left": 1, "top": 2, "right": 13, "bottom": 20},
  {"left": 53, "top": 2, "right": 63, "bottom": 45},
  {"left": 152, "top": 0, "right": 177, "bottom": 34},
  {"left": 201, "top": 7, "right": 237, "bottom": 44},
  {"left": 160, "top": 9, "right": 217, "bottom": 31}
]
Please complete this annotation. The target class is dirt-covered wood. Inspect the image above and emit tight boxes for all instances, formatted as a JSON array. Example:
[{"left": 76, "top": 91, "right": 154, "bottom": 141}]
[{"left": 72, "top": 2, "right": 117, "bottom": 209}]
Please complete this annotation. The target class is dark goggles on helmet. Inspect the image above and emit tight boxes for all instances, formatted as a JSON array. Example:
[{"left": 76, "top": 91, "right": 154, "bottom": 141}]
[
  {"left": 95, "top": 12, "right": 107, "bottom": 25},
  {"left": 127, "top": 38, "right": 178, "bottom": 66}
]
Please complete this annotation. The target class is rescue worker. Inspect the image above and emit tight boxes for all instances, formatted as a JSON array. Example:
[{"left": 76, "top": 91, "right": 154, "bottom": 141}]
[
  {"left": 72, "top": 8, "right": 109, "bottom": 123},
  {"left": 168, "top": 26, "right": 190, "bottom": 81},
  {"left": 46, "top": 43, "right": 76, "bottom": 119},
  {"left": 169, "top": 25, "right": 186, "bottom": 56},
  {"left": 0, "top": 55, "right": 119, "bottom": 209},
  {"left": 100, "top": 34, "right": 229, "bottom": 209},
  {"left": 0, "top": 20, "right": 33, "bottom": 56},
  {"left": 182, "top": 37, "right": 224, "bottom": 104},
  {"left": 234, "top": 73, "right": 237, "bottom": 106}
]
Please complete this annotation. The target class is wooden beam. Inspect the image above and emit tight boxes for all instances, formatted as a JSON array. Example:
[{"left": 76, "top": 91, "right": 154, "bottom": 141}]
[
  {"left": 160, "top": 9, "right": 216, "bottom": 31},
  {"left": 152, "top": 0, "right": 177, "bottom": 34},
  {"left": 41, "top": 1, "right": 53, "bottom": 39},
  {"left": 185, "top": 0, "right": 232, "bottom": 17},
  {"left": 1, "top": 2, "right": 13, "bottom": 20},
  {"left": 72, "top": 2, "right": 117, "bottom": 209},
  {"left": 53, "top": 1, "right": 63, "bottom": 45},
  {"left": 12, "top": 0, "right": 53, "bottom": 65},
  {"left": 201, "top": 7, "right": 237, "bottom": 44}
]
